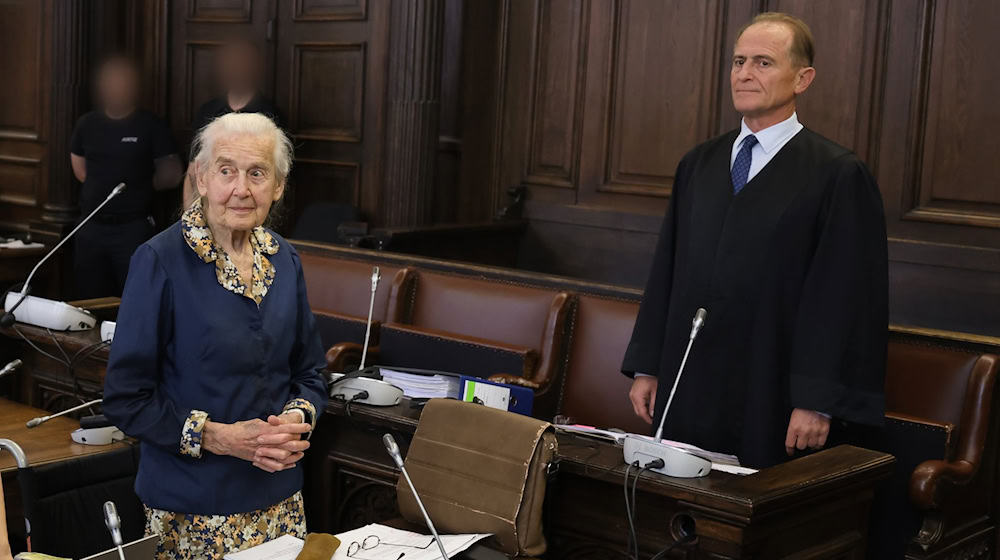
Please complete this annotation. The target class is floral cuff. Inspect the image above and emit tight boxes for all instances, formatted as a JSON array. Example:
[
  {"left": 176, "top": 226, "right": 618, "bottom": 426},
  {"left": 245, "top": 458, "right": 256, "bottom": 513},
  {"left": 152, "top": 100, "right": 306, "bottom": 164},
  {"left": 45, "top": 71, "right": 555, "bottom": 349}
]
[
  {"left": 180, "top": 410, "right": 209, "bottom": 458},
  {"left": 282, "top": 398, "right": 317, "bottom": 434}
]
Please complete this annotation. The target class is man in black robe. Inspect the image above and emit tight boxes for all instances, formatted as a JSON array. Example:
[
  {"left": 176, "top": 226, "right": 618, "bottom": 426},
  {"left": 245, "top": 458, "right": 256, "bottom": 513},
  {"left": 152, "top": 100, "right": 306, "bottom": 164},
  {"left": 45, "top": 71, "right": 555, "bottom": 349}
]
[{"left": 622, "top": 12, "right": 887, "bottom": 469}]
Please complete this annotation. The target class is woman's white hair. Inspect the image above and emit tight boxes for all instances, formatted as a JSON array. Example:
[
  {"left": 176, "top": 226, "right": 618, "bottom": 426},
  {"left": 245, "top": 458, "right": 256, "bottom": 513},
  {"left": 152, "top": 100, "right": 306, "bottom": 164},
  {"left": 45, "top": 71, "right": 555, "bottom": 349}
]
[{"left": 192, "top": 112, "right": 293, "bottom": 182}]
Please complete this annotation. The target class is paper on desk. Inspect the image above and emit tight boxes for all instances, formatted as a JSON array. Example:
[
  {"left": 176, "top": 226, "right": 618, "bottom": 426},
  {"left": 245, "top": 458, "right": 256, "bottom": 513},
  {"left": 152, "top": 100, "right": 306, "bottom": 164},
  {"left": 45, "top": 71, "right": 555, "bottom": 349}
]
[
  {"left": 224, "top": 534, "right": 304, "bottom": 560},
  {"left": 332, "top": 524, "right": 491, "bottom": 560}
]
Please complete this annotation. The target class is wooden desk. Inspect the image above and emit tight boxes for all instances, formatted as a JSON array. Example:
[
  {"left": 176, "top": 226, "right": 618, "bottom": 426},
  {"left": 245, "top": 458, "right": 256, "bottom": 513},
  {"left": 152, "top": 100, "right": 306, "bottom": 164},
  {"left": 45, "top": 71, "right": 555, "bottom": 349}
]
[
  {"left": 0, "top": 319, "right": 110, "bottom": 411},
  {"left": 303, "top": 400, "right": 894, "bottom": 560},
  {"left": 0, "top": 397, "right": 127, "bottom": 472}
]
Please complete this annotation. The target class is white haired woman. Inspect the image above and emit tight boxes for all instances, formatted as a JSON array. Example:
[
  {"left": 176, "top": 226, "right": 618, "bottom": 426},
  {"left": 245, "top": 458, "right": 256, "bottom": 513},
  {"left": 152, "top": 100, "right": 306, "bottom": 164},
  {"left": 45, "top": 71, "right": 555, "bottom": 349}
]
[{"left": 103, "top": 113, "right": 328, "bottom": 559}]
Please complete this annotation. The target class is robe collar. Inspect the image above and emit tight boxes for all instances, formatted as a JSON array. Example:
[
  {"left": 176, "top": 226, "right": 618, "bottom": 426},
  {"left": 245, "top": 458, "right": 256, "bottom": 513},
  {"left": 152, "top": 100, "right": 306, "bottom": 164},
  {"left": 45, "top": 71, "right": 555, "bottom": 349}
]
[{"left": 181, "top": 198, "right": 279, "bottom": 305}]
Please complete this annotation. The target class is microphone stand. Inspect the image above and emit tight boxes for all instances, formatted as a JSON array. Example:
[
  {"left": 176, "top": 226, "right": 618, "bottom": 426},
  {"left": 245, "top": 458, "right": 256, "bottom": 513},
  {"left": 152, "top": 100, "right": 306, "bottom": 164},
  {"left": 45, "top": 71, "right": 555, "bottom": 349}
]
[
  {"left": 26, "top": 399, "right": 102, "bottom": 428},
  {"left": 359, "top": 266, "right": 380, "bottom": 371},
  {"left": 3, "top": 183, "right": 126, "bottom": 319},
  {"left": 383, "top": 434, "right": 449, "bottom": 560}
]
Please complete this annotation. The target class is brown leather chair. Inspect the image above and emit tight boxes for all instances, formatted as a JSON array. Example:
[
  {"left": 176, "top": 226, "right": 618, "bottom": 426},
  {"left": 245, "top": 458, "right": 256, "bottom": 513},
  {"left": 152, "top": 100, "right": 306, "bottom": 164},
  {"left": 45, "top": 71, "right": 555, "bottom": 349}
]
[
  {"left": 554, "top": 294, "right": 649, "bottom": 434},
  {"left": 298, "top": 252, "right": 414, "bottom": 371},
  {"left": 883, "top": 337, "right": 999, "bottom": 558},
  {"left": 377, "top": 270, "right": 570, "bottom": 418}
]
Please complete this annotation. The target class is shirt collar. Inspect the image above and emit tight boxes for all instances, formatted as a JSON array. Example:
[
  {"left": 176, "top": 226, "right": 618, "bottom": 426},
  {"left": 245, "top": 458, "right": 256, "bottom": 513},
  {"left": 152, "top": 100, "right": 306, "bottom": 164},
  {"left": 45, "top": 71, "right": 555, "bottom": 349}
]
[
  {"left": 181, "top": 198, "right": 279, "bottom": 304},
  {"left": 735, "top": 112, "right": 800, "bottom": 154}
]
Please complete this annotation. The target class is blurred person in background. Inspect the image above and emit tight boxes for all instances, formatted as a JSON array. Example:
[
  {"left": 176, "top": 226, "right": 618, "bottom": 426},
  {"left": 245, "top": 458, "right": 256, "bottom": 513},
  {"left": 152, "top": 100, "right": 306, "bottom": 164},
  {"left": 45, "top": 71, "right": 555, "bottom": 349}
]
[
  {"left": 184, "top": 39, "right": 281, "bottom": 207},
  {"left": 70, "top": 54, "right": 183, "bottom": 298}
]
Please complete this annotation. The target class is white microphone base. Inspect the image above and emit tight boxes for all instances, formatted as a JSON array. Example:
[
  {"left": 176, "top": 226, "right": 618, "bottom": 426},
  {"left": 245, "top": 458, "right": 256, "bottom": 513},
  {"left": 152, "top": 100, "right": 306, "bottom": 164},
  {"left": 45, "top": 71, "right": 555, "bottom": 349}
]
[
  {"left": 4, "top": 292, "right": 96, "bottom": 331},
  {"left": 72, "top": 426, "right": 125, "bottom": 446},
  {"left": 623, "top": 434, "right": 712, "bottom": 478},
  {"left": 329, "top": 374, "right": 404, "bottom": 406}
]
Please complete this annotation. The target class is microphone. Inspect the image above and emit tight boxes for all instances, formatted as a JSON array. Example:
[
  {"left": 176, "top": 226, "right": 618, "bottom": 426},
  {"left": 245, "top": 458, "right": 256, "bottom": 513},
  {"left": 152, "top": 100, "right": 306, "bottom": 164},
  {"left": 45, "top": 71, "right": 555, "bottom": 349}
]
[
  {"left": 359, "top": 266, "right": 380, "bottom": 370},
  {"left": 103, "top": 501, "right": 123, "bottom": 546},
  {"left": 26, "top": 398, "right": 102, "bottom": 428},
  {"left": 654, "top": 308, "right": 708, "bottom": 441},
  {"left": 0, "top": 359, "right": 22, "bottom": 379},
  {"left": 1, "top": 183, "right": 126, "bottom": 328},
  {"left": 382, "top": 434, "right": 449, "bottom": 560},
  {"left": 104, "top": 500, "right": 127, "bottom": 560},
  {"left": 622, "top": 308, "right": 712, "bottom": 478}
]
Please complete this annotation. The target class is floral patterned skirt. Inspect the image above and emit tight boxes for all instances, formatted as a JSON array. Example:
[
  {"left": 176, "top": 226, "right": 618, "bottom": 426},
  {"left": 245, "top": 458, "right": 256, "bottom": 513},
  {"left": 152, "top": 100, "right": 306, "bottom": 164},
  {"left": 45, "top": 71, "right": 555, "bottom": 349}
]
[{"left": 144, "top": 491, "right": 306, "bottom": 560}]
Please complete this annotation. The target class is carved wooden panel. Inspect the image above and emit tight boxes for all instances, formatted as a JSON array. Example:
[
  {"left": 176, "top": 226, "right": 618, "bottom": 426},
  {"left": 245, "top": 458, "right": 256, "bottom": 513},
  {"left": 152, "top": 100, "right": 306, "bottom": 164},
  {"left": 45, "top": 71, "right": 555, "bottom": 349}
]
[
  {"left": 183, "top": 42, "right": 224, "bottom": 129},
  {"left": 290, "top": 43, "right": 366, "bottom": 142},
  {"left": 905, "top": 0, "right": 1000, "bottom": 228},
  {"left": 523, "top": 0, "right": 587, "bottom": 189},
  {"left": 0, "top": 1, "right": 44, "bottom": 140},
  {"left": 602, "top": 0, "right": 723, "bottom": 196},
  {"left": 187, "top": 0, "right": 252, "bottom": 23},
  {"left": 0, "top": 0, "right": 48, "bottom": 230},
  {"left": 766, "top": 0, "right": 887, "bottom": 165},
  {"left": 0, "top": 156, "right": 41, "bottom": 207},
  {"left": 294, "top": 0, "right": 367, "bottom": 22}
]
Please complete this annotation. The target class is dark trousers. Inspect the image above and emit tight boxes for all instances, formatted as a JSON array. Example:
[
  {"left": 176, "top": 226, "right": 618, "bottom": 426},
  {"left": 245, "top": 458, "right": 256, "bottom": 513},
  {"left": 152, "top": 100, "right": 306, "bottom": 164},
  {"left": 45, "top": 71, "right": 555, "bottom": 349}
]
[{"left": 74, "top": 218, "right": 153, "bottom": 299}]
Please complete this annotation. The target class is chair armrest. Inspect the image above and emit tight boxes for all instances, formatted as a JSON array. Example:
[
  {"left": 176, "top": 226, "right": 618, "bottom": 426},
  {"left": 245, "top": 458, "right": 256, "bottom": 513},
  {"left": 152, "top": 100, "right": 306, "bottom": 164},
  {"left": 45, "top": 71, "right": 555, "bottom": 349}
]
[
  {"left": 488, "top": 373, "right": 542, "bottom": 391},
  {"left": 326, "top": 343, "right": 378, "bottom": 372},
  {"left": 910, "top": 459, "right": 976, "bottom": 510}
]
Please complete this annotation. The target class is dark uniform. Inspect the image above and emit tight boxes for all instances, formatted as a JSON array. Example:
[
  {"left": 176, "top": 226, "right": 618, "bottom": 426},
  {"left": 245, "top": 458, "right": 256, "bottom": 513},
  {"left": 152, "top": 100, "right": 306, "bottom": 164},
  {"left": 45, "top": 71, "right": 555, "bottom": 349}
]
[{"left": 70, "top": 110, "right": 177, "bottom": 298}]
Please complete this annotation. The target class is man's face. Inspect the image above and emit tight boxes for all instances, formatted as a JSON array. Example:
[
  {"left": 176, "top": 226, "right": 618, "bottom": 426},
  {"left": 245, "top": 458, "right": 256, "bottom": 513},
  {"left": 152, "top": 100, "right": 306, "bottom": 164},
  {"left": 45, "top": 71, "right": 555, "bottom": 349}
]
[
  {"left": 730, "top": 23, "right": 812, "bottom": 119},
  {"left": 218, "top": 43, "right": 260, "bottom": 92},
  {"left": 197, "top": 133, "right": 284, "bottom": 233},
  {"left": 97, "top": 62, "right": 139, "bottom": 111}
]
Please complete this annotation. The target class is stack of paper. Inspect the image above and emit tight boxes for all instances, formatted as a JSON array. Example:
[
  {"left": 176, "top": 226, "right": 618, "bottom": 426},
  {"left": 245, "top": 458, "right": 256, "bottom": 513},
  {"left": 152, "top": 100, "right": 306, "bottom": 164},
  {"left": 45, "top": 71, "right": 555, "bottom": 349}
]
[
  {"left": 223, "top": 525, "right": 491, "bottom": 560},
  {"left": 379, "top": 368, "right": 461, "bottom": 399}
]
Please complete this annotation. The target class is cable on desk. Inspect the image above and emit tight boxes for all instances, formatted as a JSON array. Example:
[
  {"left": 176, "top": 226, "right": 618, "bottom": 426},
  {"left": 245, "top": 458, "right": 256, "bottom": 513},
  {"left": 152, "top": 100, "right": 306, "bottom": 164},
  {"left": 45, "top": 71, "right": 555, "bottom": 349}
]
[
  {"left": 623, "top": 460, "right": 640, "bottom": 560},
  {"left": 47, "top": 328, "right": 93, "bottom": 410}
]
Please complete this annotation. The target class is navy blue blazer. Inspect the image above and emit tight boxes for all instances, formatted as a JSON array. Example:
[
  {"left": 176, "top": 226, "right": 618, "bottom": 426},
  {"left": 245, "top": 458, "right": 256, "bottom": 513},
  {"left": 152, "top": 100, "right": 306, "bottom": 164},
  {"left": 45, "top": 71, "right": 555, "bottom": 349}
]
[{"left": 103, "top": 221, "right": 329, "bottom": 515}]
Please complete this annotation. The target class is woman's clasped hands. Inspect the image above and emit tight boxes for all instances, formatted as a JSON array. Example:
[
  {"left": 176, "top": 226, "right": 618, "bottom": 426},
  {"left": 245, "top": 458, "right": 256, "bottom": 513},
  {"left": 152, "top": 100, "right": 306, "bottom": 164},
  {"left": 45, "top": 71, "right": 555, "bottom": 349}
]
[{"left": 203, "top": 412, "right": 311, "bottom": 473}]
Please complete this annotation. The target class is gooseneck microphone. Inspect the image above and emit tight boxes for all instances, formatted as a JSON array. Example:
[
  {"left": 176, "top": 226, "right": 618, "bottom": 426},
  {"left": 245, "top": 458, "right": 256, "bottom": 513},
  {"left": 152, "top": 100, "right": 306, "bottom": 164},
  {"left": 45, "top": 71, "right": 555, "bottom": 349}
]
[
  {"left": 359, "top": 266, "right": 380, "bottom": 370},
  {"left": 653, "top": 308, "right": 708, "bottom": 441},
  {"left": 26, "top": 398, "right": 102, "bottom": 428},
  {"left": 103, "top": 500, "right": 126, "bottom": 560},
  {"left": 1, "top": 183, "right": 126, "bottom": 327},
  {"left": 382, "top": 434, "right": 449, "bottom": 560},
  {"left": 0, "top": 359, "right": 22, "bottom": 379}
]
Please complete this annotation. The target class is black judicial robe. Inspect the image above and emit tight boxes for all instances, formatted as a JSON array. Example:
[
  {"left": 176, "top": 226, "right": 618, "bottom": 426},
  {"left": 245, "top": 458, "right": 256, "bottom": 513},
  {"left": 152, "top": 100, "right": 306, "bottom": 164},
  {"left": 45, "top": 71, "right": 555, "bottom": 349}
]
[{"left": 622, "top": 128, "right": 888, "bottom": 469}]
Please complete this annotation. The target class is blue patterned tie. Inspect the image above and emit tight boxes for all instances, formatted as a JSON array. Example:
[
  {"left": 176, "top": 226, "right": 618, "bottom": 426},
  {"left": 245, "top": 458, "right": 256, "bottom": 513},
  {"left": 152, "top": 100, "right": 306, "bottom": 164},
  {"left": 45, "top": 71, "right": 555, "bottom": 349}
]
[{"left": 731, "top": 135, "right": 758, "bottom": 194}]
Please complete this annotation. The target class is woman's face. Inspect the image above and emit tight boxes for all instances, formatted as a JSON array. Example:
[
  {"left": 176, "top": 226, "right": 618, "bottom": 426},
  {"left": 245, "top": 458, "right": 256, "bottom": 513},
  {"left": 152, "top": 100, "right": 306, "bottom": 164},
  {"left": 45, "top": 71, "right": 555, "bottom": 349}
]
[{"left": 197, "top": 133, "right": 284, "bottom": 233}]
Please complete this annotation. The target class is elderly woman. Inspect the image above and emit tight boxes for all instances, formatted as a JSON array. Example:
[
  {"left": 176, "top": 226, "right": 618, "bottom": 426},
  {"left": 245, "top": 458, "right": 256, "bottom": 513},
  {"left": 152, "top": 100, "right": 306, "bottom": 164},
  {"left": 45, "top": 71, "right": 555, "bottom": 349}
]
[{"left": 103, "top": 112, "right": 328, "bottom": 559}]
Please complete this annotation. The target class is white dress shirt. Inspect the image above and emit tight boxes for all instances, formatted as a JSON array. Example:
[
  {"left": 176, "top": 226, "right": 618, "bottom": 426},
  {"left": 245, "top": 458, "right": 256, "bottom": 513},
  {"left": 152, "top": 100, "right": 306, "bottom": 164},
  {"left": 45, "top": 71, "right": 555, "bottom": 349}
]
[{"left": 730, "top": 112, "right": 804, "bottom": 184}]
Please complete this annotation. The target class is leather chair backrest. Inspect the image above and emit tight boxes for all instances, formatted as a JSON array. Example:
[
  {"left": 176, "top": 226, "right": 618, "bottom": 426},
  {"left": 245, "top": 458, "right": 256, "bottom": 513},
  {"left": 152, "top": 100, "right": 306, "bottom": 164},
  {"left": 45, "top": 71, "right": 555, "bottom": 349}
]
[
  {"left": 299, "top": 252, "right": 410, "bottom": 323},
  {"left": 886, "top": 340, "right": 981, "bottom": 427},
  {"left": 408, "top": 271, "right": 564, "bottom": 354},
  {"left": 558, "top": 295, "right": 649, "bottom": 434}
]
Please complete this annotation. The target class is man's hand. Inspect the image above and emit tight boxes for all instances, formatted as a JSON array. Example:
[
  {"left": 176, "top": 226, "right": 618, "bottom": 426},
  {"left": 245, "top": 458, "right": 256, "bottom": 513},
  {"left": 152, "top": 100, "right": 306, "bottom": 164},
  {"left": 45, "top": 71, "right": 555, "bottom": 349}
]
[
  {"left": 629, "top": 376, "right": 658, "bottom": 425},
  {"left": 784, "top": 408, "right": 831, "bottom": 455}
]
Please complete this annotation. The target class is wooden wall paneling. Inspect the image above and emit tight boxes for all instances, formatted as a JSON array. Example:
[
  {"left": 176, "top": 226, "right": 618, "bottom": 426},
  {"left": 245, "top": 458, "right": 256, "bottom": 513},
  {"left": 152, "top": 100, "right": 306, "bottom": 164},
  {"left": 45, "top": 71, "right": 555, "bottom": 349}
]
[
  {"left": 584, "top": 0, "right": 724, "bottom": 207},
  {"left": 380, "top": 0, "right": 446, "bottom": 227},
  {"left": 904, "top": 0, "right": 1000, "bottom": 230},
  {"left": 273, "top": 0, "right": 388, "bottom": 230},
  {"left": 454, "top": 0, "right": 504, "bottom": 223},
  {"left": 167, "top": 0, "right": 271, "bottom": 147},
  {"left": 0, "top": 0, "right": 50, "bottom": 233},
  {"left": 432, "top": 0, "right": 464, "bottom": 224}
]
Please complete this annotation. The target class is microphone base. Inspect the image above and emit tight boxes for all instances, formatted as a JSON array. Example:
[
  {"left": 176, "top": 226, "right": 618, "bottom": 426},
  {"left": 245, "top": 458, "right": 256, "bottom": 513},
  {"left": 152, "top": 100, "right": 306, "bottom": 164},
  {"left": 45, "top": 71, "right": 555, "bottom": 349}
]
[
  {"left": 3, "top": 292, "right": 96, "bottom": 331},
  {"left": 623, "top": 435, "right": 712, "bottom": 478},
  {"left": 330, "top": 372, "right": 404, "bottom": 406}
]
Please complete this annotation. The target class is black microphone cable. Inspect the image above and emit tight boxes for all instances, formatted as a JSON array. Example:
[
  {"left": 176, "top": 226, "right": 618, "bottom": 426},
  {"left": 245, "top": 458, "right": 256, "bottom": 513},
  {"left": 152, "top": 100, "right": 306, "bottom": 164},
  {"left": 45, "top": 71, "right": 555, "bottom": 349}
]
[{"left": 623, "top": 460, "right": 640, "bottom": 560}]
